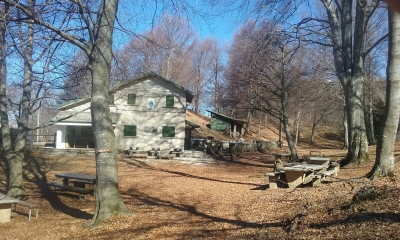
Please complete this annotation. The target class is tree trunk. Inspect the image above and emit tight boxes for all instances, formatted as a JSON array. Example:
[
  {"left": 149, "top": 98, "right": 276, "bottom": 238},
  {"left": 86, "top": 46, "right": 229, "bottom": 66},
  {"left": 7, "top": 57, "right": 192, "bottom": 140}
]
[
  {"left": 264, "top": 113, "right": 268, "bottom": 129},
  {"left": 245, "top": 109, "right": 251, "bottom": 136},
  {"left": 368, "top": 8, "right": 400, "bottom": 179},
  {"left": 283, "top": 116, "right": 298, "bottom": 162},
  {"left": 311, "top": 123, "right": 316, "bottom": 145},
  {"left": 342, "top": 107, "right": 349, "bottom": 150},
  {"left": 0, "top": 3, "right": 28, "bottom": 199},
  {"left": 258, "top": 111, "right": 261, "bottom": 137},
  {"left": 341, "top": 76, "right": 370, "bottom": 166},
  {"left": 321, "top": 0, "right": 374, "bottom": 165},
  {"left": 86, "top": 0, "right": 129, "bottom": 226},
  {"left": 0, "top": 3, "right": 10, "bottom": 183},
  {"left": 294, "top": 110, "right": 300, "bottom": 146},
  {"left": 278, "top": 121, "right": 282, "bottom": 147},
  {"left": 364, "top": 84, "right": 375, "bottom": 145}
]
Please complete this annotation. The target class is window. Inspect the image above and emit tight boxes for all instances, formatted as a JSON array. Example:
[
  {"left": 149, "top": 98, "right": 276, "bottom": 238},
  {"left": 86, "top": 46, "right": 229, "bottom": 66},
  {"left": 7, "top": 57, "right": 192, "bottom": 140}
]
[
  {"left": 127, "top": 93, "right": 136, "bottom": 105},
  {"left": 166, "top": 95, "right": 174, "bottom": 107},
  {"left": 123, "top": 125, "right": 137, "bottom": 137},
  {"left": 162, "top": 126, "right": 175, "bottom": 137},
  {"left": 147, "top": 99, "right": 155, "bottom": 110},
  {"left": 108, "top": 94, "right": 114, "bottom": 105}
]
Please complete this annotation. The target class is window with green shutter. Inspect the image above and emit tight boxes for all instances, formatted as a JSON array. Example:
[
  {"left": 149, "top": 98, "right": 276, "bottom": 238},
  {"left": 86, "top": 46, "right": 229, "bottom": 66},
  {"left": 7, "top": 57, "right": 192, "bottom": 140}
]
[
  {"left": 123, "top": 125, "right": 137, "bottom": 137},
  {"left": 127, "top": 93, "right": 136, "bottom": 105},
  {"left": 166, "top": 95, "right": 174, "bottom": 107},
  {"left": 162, "top": 126, "right": 175, "bottom": 137},
  {"left": 108, "top": 94, "right": 114, "bottom": 105}
]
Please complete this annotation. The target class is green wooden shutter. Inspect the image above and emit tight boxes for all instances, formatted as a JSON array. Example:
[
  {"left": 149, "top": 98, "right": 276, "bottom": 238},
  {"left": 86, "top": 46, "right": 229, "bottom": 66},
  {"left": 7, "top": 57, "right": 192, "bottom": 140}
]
[
  {"left": 128, "top": 94, "right": 136, "bottom": 105},
  {"left": 108, "top": 94, "right": 114, "bottom": 105},
  {"left": 166, "top": 95, "right": 174, "bottom": 107},
  {"left": 162, "top": 126, "right": 175, "bottom": 137},
  {"left": 124, "top": 125, "right": 137, "bottom": 136}
]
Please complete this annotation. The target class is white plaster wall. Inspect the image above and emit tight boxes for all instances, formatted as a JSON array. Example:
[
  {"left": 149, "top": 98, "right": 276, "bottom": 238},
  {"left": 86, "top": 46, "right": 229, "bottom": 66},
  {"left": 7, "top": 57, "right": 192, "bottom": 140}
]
[
  {"left": 113, "top": 78, "right": 187, "bottom": 151},
  {"left": 55, "top": 77, "right": 190, "bottom": 151}
]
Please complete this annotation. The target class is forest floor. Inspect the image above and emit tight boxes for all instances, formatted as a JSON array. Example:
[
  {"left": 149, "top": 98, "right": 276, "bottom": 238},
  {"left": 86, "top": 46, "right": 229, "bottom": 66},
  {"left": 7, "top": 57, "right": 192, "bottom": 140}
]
[{"left": 1, "top": 142, "right": 400, "bottom": 239}]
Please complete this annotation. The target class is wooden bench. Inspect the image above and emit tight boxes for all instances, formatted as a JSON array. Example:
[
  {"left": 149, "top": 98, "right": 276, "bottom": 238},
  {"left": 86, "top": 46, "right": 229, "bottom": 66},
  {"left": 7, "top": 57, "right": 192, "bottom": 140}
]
[
  {"left": 0, "top": 193, "right": 39, "bottom": 222},
  {"left": 265, "top": 171, "right": 286, "bottom": 189},
  {"left": 128, "top": 152, "right": 148, "bottom": 158},
  {"left": 308, "top": 157, "right": 330, "bottom": 166},
  {"left": 12, "top": 199, "right": 39, "bottom": 221},
  {"left": 47, "top": 182, "right": 92, "bottom": 197},
  {"left": 312, "top": 168, "right": 339, "bottom": 186}
]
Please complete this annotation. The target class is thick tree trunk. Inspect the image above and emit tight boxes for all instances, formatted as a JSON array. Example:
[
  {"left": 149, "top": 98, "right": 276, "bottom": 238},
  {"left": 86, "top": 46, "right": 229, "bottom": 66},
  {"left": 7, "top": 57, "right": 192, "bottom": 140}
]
[
  {"left": 341, "top": 75, "right": 370, "bottom": 166},
  {"left": 0, "top": 3, "right": 28, "bottom": 199},
  {"left": 321, "top": 0, "right": 375, "bottom": 165},
  {"left": 368, "top": 9, "right": 400, "bottom": 179},
  {"left": 7, "top": 14, "right": 36, "bottom": 199},
  {"left": 0, "top": 4, "right": 9, "bottom": 181},
  {"left": 87, "top": 0, "right": 129, "bottom": 226}
]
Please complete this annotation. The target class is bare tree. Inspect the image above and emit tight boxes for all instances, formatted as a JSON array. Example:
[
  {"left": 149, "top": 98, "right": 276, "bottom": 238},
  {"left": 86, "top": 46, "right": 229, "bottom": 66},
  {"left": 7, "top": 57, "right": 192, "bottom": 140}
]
[
  {"left": 299, "top": 0, "right": 387, "bottom": 166},
  {"left": 113, "top": 14, "right": 196, "bottom": 86},
  {"left": 368, "top": 4, "right": 400, "bottom": 179},
  {"left": 0, "top": 1, "right": 57, "bottom": 199},
  {"left": 225, "top": 20, "right": 303, "bottom": 160},
  {"left": 189, "top": 38, "right": 224, "bottom": 113},
  {"left": 3, "top": 0, "right": 130, "bottom": 225}
]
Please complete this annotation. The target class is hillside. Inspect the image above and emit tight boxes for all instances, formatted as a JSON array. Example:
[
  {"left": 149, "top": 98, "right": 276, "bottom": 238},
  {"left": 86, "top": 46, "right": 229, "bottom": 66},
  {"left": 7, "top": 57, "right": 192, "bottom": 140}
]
[{"left": 186, "top": 110, "right": 344, "bottom": 151}]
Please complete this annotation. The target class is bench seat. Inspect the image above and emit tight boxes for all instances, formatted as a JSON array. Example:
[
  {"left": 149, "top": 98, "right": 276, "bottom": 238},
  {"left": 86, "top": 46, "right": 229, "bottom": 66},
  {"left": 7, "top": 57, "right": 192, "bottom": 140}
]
[
  {"left": 129, "top": 153, "right": 148, "bottom": 158},
  {"left": 68, "top": 179, "right": 94, "bottom": 188},
  {"left": 265, "top": 171, "right": 285, "bottom": 189},
  {"left": 319, "top": 169, "right": 336, "bottom": 177},
  {"left": 47, "top": 182, "right": 92, "bottom": 195},
  {"left": 12, "top": 199, "right": 39, "bottom": 221}
]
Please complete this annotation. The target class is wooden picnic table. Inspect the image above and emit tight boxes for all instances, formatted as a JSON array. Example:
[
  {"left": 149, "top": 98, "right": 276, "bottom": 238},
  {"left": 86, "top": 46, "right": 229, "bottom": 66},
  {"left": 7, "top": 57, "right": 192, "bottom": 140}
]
[
  {"left": 55, "top": 173, "right": 96, "bottom": 186},
  {"left": 281, "top": 164, "right": 325, "bottom": 188},
  {"left": 48, "top": 173, "right": 96, "bottom": 199},
  {"left": 171, "top": 151, "right": 182, "bottom": 157}
]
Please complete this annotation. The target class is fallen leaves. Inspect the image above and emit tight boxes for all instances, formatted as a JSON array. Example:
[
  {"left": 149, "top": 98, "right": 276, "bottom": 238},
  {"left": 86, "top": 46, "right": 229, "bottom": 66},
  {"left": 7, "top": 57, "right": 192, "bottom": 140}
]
[{"left": 1, "top": 144, "right": 400, "bottom": 239}]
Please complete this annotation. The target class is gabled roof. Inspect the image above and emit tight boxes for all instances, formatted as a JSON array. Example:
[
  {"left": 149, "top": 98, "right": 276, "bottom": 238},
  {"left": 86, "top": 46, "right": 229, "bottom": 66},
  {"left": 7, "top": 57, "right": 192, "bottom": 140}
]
[
  {"left": 57, "top": 71, "right": 195, "bottom": 111},
  {"left": 206, "top": 110, "right": 246, "bottom": 124}
]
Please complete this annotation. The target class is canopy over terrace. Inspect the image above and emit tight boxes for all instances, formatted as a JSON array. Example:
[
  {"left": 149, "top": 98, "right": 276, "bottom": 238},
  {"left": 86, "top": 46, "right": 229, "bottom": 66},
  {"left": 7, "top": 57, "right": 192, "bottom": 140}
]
[
  {"left": 50, "top": 112, "right": 121, "bottom": 149},
  {"left": 206, "top": 110, "right": 246, "bottom": 138}
]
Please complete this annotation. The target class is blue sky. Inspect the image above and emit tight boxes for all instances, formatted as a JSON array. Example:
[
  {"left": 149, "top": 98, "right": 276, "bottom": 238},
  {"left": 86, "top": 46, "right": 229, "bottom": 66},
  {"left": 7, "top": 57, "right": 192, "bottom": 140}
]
[{"left": 113, "top": 1, "right": 241, "bottom": 50}]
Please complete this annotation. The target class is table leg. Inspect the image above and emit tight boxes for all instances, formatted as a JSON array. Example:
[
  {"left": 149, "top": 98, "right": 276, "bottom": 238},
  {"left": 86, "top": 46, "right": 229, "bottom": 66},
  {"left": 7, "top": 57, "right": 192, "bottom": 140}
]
[{"left": 63, "top": 178, "right": 69, "bottom": 185}]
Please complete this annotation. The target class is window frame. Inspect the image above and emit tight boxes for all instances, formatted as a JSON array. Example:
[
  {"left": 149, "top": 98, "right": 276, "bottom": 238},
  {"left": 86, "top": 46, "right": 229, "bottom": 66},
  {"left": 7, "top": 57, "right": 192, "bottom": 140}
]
[
  {"left": 127, "top": 93, "right": 136, "bottom": 105},
  {"left": 108, "top": 94, "right": 115, "bottom": 105},
  {"left": 123, "top": 125, "right": 137, "bottom": 137},
  {"left": 165, "top": 95, "right": 174, "bottom": 107},
  {"left": 162, "top": 126, "right": 175, "bottom": 138}
]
